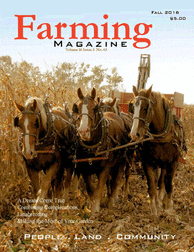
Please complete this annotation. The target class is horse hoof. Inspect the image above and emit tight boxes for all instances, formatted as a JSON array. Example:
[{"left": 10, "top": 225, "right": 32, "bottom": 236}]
[
  {"left": 151, "top": 207, "right": 158, "bottom": 217},
  {"left": 163, "top": 199, "right": 173, "bottom": 210},
  {"left": 108, "top": 198, "right": 114, "bottom": 209},
  {"left": 91, "top": 204, "right": 100, "bottom": 213},
  {"left": 156, "top": 200, "right": 163, "bottom": 210},
  {"left": 165, "top": 209, "right": 175, "bottom": 215}
]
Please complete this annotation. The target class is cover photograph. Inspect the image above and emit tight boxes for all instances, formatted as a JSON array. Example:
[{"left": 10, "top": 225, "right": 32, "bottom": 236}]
[{"left": 0, "top": 2, "right": 193, "bottom": 251}]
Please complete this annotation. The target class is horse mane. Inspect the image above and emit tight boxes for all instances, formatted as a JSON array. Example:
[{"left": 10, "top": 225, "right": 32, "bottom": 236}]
[
  {"left": 138, "top": 89, "right": 169, "bottom": 112},
  {"left": 150, "top": 91, "right": 169, "bottom": 112},
  {"left": 137, "top": 89, "right": 170, "bottom": 134},
  {"left": 25, "top": 97, "right": 47, "bottom": 130},
  {"left": 52, "top": 106, "right": 69, "bottom": 119},
  {"left": 52, "top": 106, "right": 64, "bottom": 112},
  {"left": 103, "top": 97, "right": 113, "bottom": 103}
]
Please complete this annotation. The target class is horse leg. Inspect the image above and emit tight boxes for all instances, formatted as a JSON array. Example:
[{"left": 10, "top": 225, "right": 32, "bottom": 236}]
[
  {"left": 49, "top": 165, "right": 64, "bottom": 217},
  {"left": 106, "top": 174, "right": 112, "bottom": 198},
  {"left": 124, "top": 163, "right": 131, "bottom": 195},
  {"left": 164, "top": 162, "right": 177, "bottom": 210},
  {"left": 83, "top": 174, "right": 95, "bottom": 199},
  {"left": 63, "top": 167, "right": 73, "bottom": 203},
  {"left": 158, "top": 168, "right": 166, "bottom": 207},
  {"left": 144, "top": 164, "right": 158, "bottom": 216},
  {"left": 53, "top": 165, "right": 70, "bottom": 202},
  {"left": 91, "top": 166, "right": 110, "bottom": 213},
  {"left": 108, "top": 164, "right": 125, "bottom": 208},
  {"left": 34, "top": 162, "right": 59, "bottom": 208},
  {"left": 73, "top": 173, "right": 80, "bottom": 195},
  {"left": 27, "top": 167, "right": 40, "bottom": 197}
]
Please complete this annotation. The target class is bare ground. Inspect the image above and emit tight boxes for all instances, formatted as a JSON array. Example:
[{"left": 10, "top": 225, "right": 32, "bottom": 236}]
[{"left": 0, "top": 145, "right": 194, "bottom": 252}]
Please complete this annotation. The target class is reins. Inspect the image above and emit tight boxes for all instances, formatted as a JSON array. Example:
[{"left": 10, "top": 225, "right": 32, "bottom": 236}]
[
  {"left": 96, "top": 95, "right": 173, "bottom": 155},
  {"left": 95, "top": 136, "right": 154, "bottom": 156}
]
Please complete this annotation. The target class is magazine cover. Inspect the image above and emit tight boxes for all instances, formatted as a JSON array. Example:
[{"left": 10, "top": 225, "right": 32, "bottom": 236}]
[{"left": 0, "top": 2, "right": 194, "bottom": 251}]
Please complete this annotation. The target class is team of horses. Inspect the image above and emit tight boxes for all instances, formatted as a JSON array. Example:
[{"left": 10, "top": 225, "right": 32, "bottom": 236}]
[{"left": 14, "top": 86, "right": 187, "bottom": 216}]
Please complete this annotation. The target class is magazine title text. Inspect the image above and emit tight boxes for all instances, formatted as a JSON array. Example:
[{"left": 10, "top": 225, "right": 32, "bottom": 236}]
[{"left": 14, "top": 14, "right": 153, "bottom": 49}]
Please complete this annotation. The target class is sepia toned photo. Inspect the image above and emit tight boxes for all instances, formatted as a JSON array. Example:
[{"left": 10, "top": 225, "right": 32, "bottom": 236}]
[{"left": 0, "top": 3, "right": 193, "bottom": 252}]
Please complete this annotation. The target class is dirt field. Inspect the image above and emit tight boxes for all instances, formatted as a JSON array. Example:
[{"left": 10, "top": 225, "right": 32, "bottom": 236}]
[{"left": 0, "top": 133, "right": 194, "bottom": 251}]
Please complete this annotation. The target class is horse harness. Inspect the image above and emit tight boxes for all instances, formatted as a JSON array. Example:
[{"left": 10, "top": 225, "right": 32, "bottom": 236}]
[
  {"left": 18, "top": 102, "right": 57, "bottom": 155},
  {"left": 96, "top": 95, "right": 182, "bottom": 156},
  {"left": 133, "top": 96, "right": 155, "bottom": 132},
  {"left": 133, "top": 95, "right": 174, "bottom": 141},
  {"left": 72, "top": 97, "right": 120, "bottom": 164}
]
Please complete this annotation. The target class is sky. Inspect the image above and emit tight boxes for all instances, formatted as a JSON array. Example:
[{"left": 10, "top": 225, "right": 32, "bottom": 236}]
[{"left": 0, "top": 1, "right": 194, "bottom": 104}]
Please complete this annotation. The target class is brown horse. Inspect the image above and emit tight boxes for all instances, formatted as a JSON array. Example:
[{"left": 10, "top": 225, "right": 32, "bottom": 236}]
[
  {"left": 129, "top": 85, "right": 187, "bottom": 216},
  {"left": 73, "top": 88, "right": 130, "bottom": 212},
  {"left": 98, "top": 96, "right": 134, "bottom": 195},
  {"left": 14, "top": 97, "right": 74, "bottom": 208},
  {"left": 98, "top": 97, "right": 120, "bottom": 114}
]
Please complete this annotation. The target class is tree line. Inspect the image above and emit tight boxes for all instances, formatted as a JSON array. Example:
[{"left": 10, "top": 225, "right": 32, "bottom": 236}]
[{"left": 0, "top": 55, "right": 124, "bottom": 102}]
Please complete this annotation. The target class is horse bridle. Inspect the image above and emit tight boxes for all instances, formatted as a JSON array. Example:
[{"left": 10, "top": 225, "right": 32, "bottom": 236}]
[
  {"left": 77, "top": 96, "right": 98, "bottom": 129},
  {"left": 19, "top": 101, "right": 54, "bottom": 146},
  {"left": 77, "top": 96, "right": 107, "bottom": 149},
  {"left": 133, "top": 95, "right": 173, "bottom": 140},
  {"left": 20, "top": 110, "right": 41, "bottom": 143},
  {"left": 133, "top": 96, "right": 154, "bottom": 130}
]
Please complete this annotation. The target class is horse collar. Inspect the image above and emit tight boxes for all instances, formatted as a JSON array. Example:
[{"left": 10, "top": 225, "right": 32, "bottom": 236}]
[{"left": 38, "top": 102, "right": 54, "bottom": 144}]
